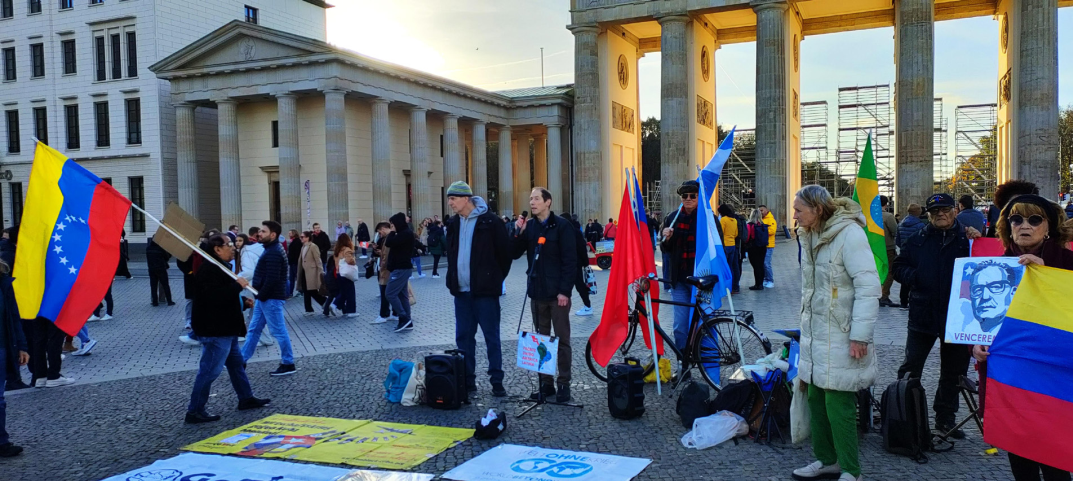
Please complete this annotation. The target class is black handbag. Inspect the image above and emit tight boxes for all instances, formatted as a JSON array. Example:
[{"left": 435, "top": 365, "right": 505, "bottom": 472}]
[{"left": 363, "top": 260, "right": 375, "bottom": 279}]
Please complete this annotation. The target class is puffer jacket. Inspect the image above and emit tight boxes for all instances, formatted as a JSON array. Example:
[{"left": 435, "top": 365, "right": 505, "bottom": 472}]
[
  {"left": 798, "top": 198, "right": 880, "bottom": 393},
  {"left": 896, "top": 214, "right": 926, "bottom": 248}
]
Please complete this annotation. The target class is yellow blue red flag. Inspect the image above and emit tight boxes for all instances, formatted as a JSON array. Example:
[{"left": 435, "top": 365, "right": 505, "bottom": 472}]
[{"left": 851, "top": 134, "right": 888, "bottom": 283}]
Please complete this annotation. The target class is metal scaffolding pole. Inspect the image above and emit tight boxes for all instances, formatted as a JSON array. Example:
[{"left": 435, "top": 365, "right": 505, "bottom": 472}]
[
  {"left": 953, "top": 104, "right": 998, "bottom": 205},
  {"left": 837, "top": 85, "right": 893, "bottom": 198}
]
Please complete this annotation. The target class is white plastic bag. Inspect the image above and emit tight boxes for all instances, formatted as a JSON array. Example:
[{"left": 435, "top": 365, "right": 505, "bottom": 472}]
[
  {"left": 400, "top": 361, "right": 425, "bottom": 407},
  {"left": 680, "top": 411, "right": 748, "bottom": 450},
  {"left": 790, "top": 377, "right": 811, "bottom": 444}
]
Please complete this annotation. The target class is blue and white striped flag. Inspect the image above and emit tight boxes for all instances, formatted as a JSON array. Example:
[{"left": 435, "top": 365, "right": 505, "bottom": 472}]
[{"left": 693, "top": 128, "right": 736, "bottom": 310}]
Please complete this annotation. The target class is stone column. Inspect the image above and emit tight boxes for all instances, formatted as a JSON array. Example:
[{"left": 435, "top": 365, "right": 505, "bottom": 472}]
[
  {"left": 371, "top": 98, "right": 392, "bottom": 222},
  {"left": 515, "top": 132, "right": 532, "bottom": 210},
  {"left": 217, "top": 99, "right": 240, "bottom": 230},
  {"left": 658, "top": 15, "right": 690, "bottom": 215},
  {"left": 443, "top": 114, "right": 462, "bottom": 186},
  {"left": 753, "top": 2, "right": 788, "bottom": 223},
  {"left": 569, "top": 25, "right": 602, "bottom": 222},
  {"left": 498, "top": 126, "right": 514, "bottom": 215},
  {"left": 176, "top": 102, "right": 199, "bottom": 218},
  {"left": 471, "top": 121, "right": 488, "bottom": 198},
  {"left": 409, "top": 107, "right": 431, "bottom": 223},
  {"left": 1016, "top": 0, "right": 1059, "bottom": 198},
  {"left": 277, "top": 93, "right": 301, "bottom": 232},
  {"left": 324, "top": 89, "right": 350, "bottom": 228},
  {"left": 546, "top": 124, "right": 563, "bottom": 206},
  {"left": 895, "top": 0, "right": 935, "bottom": 212},
  {"left": 534, "top": 133, "right": 548, "bottom": 188}
]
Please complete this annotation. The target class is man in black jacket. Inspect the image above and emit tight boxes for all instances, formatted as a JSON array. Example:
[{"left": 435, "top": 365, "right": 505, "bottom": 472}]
[
  {"left": 356, "top": 219, "right": 371, "bottom": 259},
  {"left": 311, "top": 222, "right": 332, "bottom": 267},
  {"left": 445, "top": 182, "right": 511, "bottom": 397},
  {"left": 0, "top": 270, "right": 29, "bottom": 455},
  {"left": 511, "top": 187, "right": 577, "bottom": 402},
  {"left": 385, "top": 212, "right": 416, "bottom": 333},
  {"left": 145, "top": 235, "right": 174, "bottom": 306},
  {"left": 239, "top": 221, "right": 296, "bottom": 376},
  {"left": 892, "top": 193, "right": 972, "bottom": 438},
  {"left": 660, "top": 180, "right": 701, "bottom": 351}
]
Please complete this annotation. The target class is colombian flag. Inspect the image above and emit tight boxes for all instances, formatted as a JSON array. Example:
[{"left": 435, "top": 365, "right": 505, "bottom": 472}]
[
  {"left": 13, "top": 142, "right": 132, "bottom": 335},
  {"left": 984, "top": 265, "right": 1073, "bottom": 472},
  {"left": 851, "top": 134, "right": 888, "bottom": 283}
]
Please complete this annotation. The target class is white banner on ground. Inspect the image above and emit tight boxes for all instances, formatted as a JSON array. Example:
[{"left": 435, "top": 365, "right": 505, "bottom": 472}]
[
  {"left": 99, "top": 453, "right": 433, "bottom": 481},
  {"left": 441, "top": 444, "right": 651, "bottom": 481},
  {"left": 517, "top": 332, "right": 558, "bottom": 376}
]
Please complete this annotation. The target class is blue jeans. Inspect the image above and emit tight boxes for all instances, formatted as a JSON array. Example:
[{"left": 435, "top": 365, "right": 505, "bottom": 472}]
[
  {"left": 764, "top": 247, "right": 774, "bottom": 283},
  {"left": 241, "top": 299, "right": 294, "bottom": 365},
  {"left": 454, "top": 292, "right": 503, "bottom": 387},
  {"left": 411, "top": 257, "right": 423, "bottom": 276},
  {"left": 386, "top": 269, "right": 412, "bottom": 322},
  {"left": 188, "top": 336, "right": 254, "bottom": 415},
  {"left": 0, "top": 346, "right": 8, "bottom": 445},
  {"left": 77, "top": 325, "right": 91, "bottom": 344},
  {"left": 671, "top": 283, "right": 693, "bottom": 352},
  {"left": 724, "top": 246, "right": 741, "bottom": 292},
  {"left": 334, "top": 278, "right": 356, "bottom": 314}
]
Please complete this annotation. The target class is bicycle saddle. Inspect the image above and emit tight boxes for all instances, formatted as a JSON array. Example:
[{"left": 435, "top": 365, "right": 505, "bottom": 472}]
[{"left": 684, "top": 275, "right": 718, "bottom": 291}]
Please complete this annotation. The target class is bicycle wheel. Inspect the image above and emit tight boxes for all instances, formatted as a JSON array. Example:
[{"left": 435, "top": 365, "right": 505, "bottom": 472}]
[
  {"left": 585, "top": 320, "right": 659, "bottom": 383},
  {"left": 693, "top": 317, "right": 772, "bottom": 390}
]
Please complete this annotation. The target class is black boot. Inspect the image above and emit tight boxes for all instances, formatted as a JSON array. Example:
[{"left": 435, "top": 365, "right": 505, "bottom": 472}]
[
  {"left": 556, "top": 383, "right": 572, "bottom": 403},
  {"left": 529, "top": 383, "right": 556, "bottom": 401},
  {"left": 185, "top": 412, "right": 222, "bottom": 424}
]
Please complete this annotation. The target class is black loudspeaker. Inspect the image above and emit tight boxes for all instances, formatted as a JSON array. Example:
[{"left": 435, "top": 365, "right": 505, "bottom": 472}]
[
  {"left": 425, "top": 350, "right": 467, "bottom": 410},
  {"left": 607, "top": 357, "right": 645, "bottom": 419}
]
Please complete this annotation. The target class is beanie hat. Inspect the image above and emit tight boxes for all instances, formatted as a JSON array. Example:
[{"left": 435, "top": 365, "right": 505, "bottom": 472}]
[{"left": 447, "top": 181, "right": 473, "bottom": 197}]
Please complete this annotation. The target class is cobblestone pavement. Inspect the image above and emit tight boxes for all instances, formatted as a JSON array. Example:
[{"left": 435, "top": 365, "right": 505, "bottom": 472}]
[{"left": 2, "top": 240, "right": 1014, "bottom": 480}]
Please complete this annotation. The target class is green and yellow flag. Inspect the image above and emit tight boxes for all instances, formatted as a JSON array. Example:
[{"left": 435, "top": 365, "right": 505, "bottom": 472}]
[{"left": 851, "top": 134, "right": 888, "bottom": 283}]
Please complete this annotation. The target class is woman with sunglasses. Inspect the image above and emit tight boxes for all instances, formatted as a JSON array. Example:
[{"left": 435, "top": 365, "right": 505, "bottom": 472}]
[{"left": 970, "top": 194, "right": 1072, "bottom": 481}]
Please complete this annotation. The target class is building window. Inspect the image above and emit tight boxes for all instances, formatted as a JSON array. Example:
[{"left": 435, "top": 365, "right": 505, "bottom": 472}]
[
  {"left": 244, "top": 5, "right": 258, "bottom": 24},
  {"left": 439, "top": 134, "right": 444, "bottom": 158},
  {"left": 1, "top": 0, "right": 12, "bottom": 19},
  {"left": 129, "top": 176, "right": 144, "bottom": 232},
  {"left": 125, "top": 98, "right": 140, "bottom": 145},
  {"left": 90, "top": 0, "right": 102, "bottom": 4},
  {"left": 29, "top": 0, "right": 41, "bottom": 14},
  {"left": 271, "top": 120, "right": 278, "bottom": 148},
  {"left": 2, "top": 48, "right": 14, "bottom": 81},
  {"left": 5, "top": 110, "right": 18, "bottom": 153},
  {"left": 65, "top": 104, "right": 79, "bottom": 149},
  {"left": 125, "top": 31, "right": 137, "bottom": 77},
  {"left": 94, "top": 36, "right": 105, "bottom": 81},
  {"left": 30, "top": 44, "right": 44, "bottom": 78},
  {"left": 62, "top": 39, "right": 76, "bottom": 75},
  {"left": 33, "top": 107, "right": 46, "bottom": 145},
  {"left": 109, "top": 33, "right": 121, "bottom": 79},
  {"left": 94, "top": 101, "right": 109, "bottom": 147},
  {"left": 60, "top": 0, "right": 72, "bottom": 9},
  {"left": 101, "top": 177, "right": 111, "bottom": 185},
  {"left": 10, "top": 182, "right": 23, "bottom": 225}
]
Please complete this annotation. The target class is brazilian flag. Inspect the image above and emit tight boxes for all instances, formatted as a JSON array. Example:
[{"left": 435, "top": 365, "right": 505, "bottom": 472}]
[{"left": 851, "top": 134, "right": 888, "bottom": 283}]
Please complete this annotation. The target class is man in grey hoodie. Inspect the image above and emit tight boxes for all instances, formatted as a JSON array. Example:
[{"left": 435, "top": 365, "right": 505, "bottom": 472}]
[{"left": 445, "top": 182, "right": 512, "bottom": 397}]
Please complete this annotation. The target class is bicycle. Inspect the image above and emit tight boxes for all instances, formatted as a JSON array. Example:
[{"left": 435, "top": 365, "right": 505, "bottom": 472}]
[{"left": 585, "top": 273, "right": 772, "bottom": 391}]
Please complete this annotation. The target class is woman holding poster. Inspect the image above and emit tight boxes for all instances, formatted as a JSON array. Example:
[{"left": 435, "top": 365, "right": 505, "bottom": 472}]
[
  {"left": 972, "top": 194, "right": 1072, "bottom": 481},
  {"left": 791, "top": 186, "right": 879, "bottom": 481}
]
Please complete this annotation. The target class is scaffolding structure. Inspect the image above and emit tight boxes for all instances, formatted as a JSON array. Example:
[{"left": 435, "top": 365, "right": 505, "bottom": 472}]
[
  {"left": 953, "top": 104, "right": 999, "bottom": 204},
  {"left": 718, "top": 129, "right": 757, "bottom": 213},
  {"left": 934, "top": 98, "right": 950, "bottom": 193},
  {"left": 837, "top": 85, "right": 894, "bottom": 198},
  {"left": 800, "top": 101, "right": 841, "bottom": 194}
]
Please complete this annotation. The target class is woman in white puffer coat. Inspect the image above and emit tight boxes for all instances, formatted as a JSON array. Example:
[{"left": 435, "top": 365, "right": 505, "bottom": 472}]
[{"left": 791, "top": 185, "right": 880, "bottom": 481}]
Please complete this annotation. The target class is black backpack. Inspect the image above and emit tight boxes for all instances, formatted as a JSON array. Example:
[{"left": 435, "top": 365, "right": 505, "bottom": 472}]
[
  {"left": 735, "top": 216, "right": 749, "bottom": 248},
  {"left": 880, "top": 376, "right": 936, "bottom": 463},
  {"left": 751, "top": 222, "right": 770, "bottom": 249},
  {"left": 676, "top": 380, "right": 712, "bottom": 429},
  {"left": 709, "top": 380, "right": 758, "bottom": 419}
]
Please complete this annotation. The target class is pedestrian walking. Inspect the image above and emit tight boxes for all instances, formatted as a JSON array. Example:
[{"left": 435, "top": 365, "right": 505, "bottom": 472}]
[
  {"left": 746, "top": 209, "right": 770, "bottom": 291},
  {"left": 331, "top": 233, "right": 358, "bottom": 317},
  {"left": 90, "top": 283, "right": 114, "bottom": 321},
  {"left": 512, "top": 187, "right": 577, "bottom": 402},
  {"left": 0, "top": 258, "right": 29, "bottom": 456},
  {"left": 427, "top": 219, "right": 445, "bottom": 278},
  {"left": 116, "top": 229, "right": 132, "bottom": 279},
  {"left": 185, "top": 234, "right": 270, "bottom": 424},
  {"left": 371, "top": 222, "right": 398, "bottom": 324},
  {"left": 759, "top": 204, "right": 778, "bottom": 288},
  {"left": 240, "top": 221, "right": 296, "bottom": 376},
  {"left": 445, "top": 182, "right": 511, "bottom": 397},
  {"left": 145, "top": 235, "right": 174, "bottom": 306},
  {"left": 878, "top": 196, "right": 901, "bottom": 307},
  {"left": 356, "top": 219, "right": 371, "bottom": 258},
  {"left": 603, "top": 218, "right": 617, "bottom": 240},
  {"left": 344, "top": 221, "right": 354, "bottom": 240},
  {"left": 286, "top": 229, "right": 302, "bottom": 298},
  {"left": 661, "top": 181, "right": 703, "bottom": 349},
  {"left": 311, "top": 223, "right": 332, "bottom": 267},
  {"left": 411, "top": 218, "right": 428, "bottom": 279},
  {"left": 718, "top": 204, "right": 742, "bottom": 294},
  {"left": 298, "top": 231, "right": 327, "bottom": 315},
  {"left": 892, "top": 193, "right": 972, "bottom": 438},
  {"left": 71, "top": 323, "right": 97, "bottom": 356},
  {"left": 791, "top": 185, "right": 879, "bottom": 481},
  {"left": 568, "top": 216, "right": 594, "bottom": 316},
  {"left": 385, "top": 213, "right": 416, "bottom": 332}
]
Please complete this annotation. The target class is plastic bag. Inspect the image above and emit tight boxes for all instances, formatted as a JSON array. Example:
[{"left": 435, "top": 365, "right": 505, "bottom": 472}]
[
  {"left": 680, "top": 411, "right": 748, "bottom": 450},
  {"left": 790, "top": 377, "right": 811, "bottom": 444},
  {"left": 643, "top": 358, "right": 673, "bottom": 383},
  {"left": 400, "top": 361, "right": 425, "bottom": 407}
]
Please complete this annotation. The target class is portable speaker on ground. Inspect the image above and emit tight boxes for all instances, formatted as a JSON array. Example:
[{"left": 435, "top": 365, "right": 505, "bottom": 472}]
[
  {"left": 607, "top": 357, "right": 646, "bottom": 419},
  {"left": 425, "top": 350, "right": 467, "bottom": 410}
]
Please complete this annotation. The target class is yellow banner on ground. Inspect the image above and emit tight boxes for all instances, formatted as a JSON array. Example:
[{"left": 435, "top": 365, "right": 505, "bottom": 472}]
[{"left": 183, "top": 415, "right": 473, "bottom": 470}]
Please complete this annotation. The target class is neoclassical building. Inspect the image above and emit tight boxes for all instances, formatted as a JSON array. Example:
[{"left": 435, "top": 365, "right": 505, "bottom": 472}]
[{"left": 150, "top": 21, "right": 574, "bottom": 234}]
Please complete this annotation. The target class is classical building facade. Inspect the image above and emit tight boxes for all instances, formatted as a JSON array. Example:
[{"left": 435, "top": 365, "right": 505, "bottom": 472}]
[
  {"left": 150, "top": 22, "right": 574, "bottom": 235},
  {"left": 0, "top": 0, "right": 328, "bottom": 243},
  {"left": 569, "top": 0, "right": 1069, "bottom": 226}
]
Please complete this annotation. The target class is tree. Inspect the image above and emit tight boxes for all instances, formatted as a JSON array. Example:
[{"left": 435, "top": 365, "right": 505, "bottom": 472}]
[
  {"left": 1060, "top": 105, "right": 1073, "bottom": 197},
  {"left": 641, "top": 117, "right": 660, "bottom": 189}
]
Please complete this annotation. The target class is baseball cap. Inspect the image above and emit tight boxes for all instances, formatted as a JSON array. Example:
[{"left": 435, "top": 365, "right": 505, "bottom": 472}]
[{"left": 926, "top": 193, "right": 956, "bottom": 211}]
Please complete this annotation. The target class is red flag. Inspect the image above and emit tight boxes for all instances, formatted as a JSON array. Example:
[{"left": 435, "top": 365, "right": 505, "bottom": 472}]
[{"left": 589, "top": 188, "right": 664, "bottom": 367}]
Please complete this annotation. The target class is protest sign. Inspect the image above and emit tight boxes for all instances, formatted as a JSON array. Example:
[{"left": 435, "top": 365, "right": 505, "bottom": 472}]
[
  {"left": 152, "top": 202, "right": 205, "bottom": 262},
  {"left": 517, "top": 331, "right": 558, "bottom": 376},
  {"left": 100, "top": 453, "right": 435, "bottom": 481},
  {"left": 945, "top": 256, "right": 1024, "bottom": 345},
  {"left": 442, "top": 444, "right": 651, "bottom": 481}
]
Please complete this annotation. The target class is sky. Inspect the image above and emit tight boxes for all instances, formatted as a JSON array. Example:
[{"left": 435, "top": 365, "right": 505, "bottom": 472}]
[{"left": 326, "top": 0, "right": 1073, "bottom": 159}]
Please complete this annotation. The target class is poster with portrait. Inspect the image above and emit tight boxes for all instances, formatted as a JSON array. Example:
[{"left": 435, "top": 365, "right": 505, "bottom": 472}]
[{"left": 945, "top": 257, "right": 1025, "bottom": 345}]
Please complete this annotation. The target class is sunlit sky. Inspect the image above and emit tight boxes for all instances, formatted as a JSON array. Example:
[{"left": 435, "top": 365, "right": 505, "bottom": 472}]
[{"left": 326, "top": 0, "right": 1072, "bottom": 155}]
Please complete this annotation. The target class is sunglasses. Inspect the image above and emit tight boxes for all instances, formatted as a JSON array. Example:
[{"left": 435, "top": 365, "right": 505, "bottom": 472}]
[
  {"left": 1009, "top": 214, "right": 1045, "bottom": 227},
  {"left": 680, "top": 193, "right": 698, "bottom": 200}
]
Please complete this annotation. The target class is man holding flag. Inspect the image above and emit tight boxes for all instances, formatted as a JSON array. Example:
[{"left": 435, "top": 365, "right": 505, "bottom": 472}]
[{"left": 660, "top": 181, "right": 703, "bottom": 351}]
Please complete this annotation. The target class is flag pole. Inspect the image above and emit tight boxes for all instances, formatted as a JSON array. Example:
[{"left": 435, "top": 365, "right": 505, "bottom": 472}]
[
  {"left": 626, "top": 168, "right": 662, "bottom": 395},
  {"left": 131, "top": 203, "right": 259, "bottom": 296}
]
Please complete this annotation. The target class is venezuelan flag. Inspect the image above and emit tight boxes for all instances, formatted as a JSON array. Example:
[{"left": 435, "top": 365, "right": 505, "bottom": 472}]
[
  {"left": 12, "top": 142, "right": 132, "bottom": 336},
  {"left": 851, "top": 134, "right": 888, "bottom": 283},
  {"left": 984, "top": 264, "right": 1073, "bottom": 472}
]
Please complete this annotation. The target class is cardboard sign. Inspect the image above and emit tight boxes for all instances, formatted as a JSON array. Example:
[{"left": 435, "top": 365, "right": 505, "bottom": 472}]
[
  {"left": 594, "top": 240, "right": 614, "bottom": 254},
  {"left": 945, "top": 256, "right": 1024, "bottom": 345},
  {"left": 442, "top": 444, "right": 651, "bottom": 481},
  {"left": 100, "top": 453, "right": 435, "bottom": 481},
  {"left": 152, "top": 202, "right": 205, "bottom": 262},
  {"left": 517, "top": 332, "right": 558, "bottom": 376}
]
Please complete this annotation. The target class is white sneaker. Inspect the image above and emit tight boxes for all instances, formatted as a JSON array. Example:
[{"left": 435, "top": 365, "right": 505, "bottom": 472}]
[
  {"left": 792, "top": 461, "right": 841, "bottom": 480},
  {"left": 838, "top": 474, "right": 862, "bottom": 481},
  {"left": 575, "top": 306, "right": 594, "bottom": 317},
  {"left": 100, "top": 314, "right": 113, "bottom": 321},
  {"left": 417, "top": 274, "right": 426, "bottom": 278},
  {"left": 179, "top": 335, "right": 201, "bottom": 346},
  {"left": 72, "top": 339, "right": 97, "bottom": 356},
  {"left": 87, "top": 315, "right": 100, "bottom": 322},
  {"left": 432, "top": 274, "right": 441, "bottom": 279},
  {"left": 387, "top": 315, "right": 399, "bottom": 322},
  {"left": 35, "top": 378, "right": 47, "bottom": 388},
  {"left": 238, "top": 337, "right": 246, "bottom": 342},
  {"left": 359, "top": 255, "right": 368, "bottom": 259},
  {"left": 259, "top": 336, "right": 275, "bottom": 346},
  {"left": 330, "top": 305, "right": 342, "bottom": 317},
  {"left": 371, "top": 316, "right": 389, "bottom": 324},
  {"left": 46, "top": 376, "right": 76, "bottom": 387},
  {"left": 764, "top": 281, "right": 774, "bottom": 288},
  {"left": 346, "top": 313, "right": 359, "bottom": 318}
]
